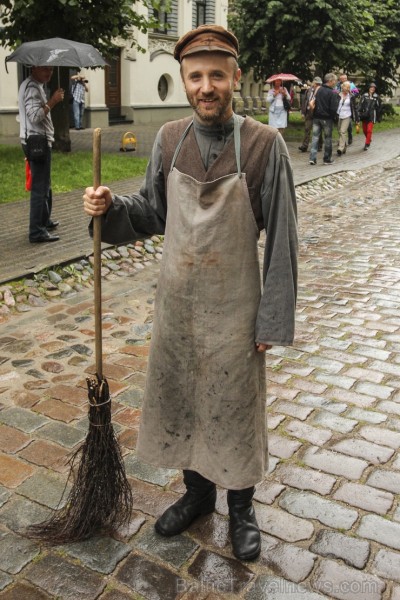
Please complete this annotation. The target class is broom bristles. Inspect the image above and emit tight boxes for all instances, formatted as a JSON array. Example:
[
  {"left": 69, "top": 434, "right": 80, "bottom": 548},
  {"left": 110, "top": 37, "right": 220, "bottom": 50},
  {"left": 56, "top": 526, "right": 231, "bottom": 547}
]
[{"left": 26, "top": 375, "right": 133, "bottom": 544}]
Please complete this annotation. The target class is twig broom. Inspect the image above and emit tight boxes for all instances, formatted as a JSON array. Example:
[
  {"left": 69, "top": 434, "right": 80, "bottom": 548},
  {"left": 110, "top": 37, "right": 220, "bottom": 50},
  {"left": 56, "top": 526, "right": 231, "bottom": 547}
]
[{"left": 27, "top": 129, "right": 133, "bottom": 543}]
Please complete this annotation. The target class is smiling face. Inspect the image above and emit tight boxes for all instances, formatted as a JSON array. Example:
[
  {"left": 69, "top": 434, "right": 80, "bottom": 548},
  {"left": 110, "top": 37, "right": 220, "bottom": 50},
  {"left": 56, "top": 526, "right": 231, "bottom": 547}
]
[{"left": 181, "top": 52, "right": 241, "bottom": 125}]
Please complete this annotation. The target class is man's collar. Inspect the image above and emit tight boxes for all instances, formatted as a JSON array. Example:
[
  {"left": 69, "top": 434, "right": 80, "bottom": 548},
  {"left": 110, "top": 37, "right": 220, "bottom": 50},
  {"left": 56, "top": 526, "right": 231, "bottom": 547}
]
[{"left": 193, "top": 114, "right": 235, "bottom": 137}]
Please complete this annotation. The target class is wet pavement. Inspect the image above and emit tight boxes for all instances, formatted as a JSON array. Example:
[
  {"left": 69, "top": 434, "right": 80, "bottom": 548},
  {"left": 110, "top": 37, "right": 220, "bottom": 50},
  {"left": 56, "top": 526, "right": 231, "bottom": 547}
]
[{"left": 0, "top": 126, "right": 400, "bottom": 599}]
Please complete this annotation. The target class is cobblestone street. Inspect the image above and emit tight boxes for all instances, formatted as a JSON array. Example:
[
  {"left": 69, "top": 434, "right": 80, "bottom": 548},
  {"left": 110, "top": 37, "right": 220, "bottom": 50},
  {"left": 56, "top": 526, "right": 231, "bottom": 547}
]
[{"left": 0, "top": 136, "right": 400, "bottom": 598}]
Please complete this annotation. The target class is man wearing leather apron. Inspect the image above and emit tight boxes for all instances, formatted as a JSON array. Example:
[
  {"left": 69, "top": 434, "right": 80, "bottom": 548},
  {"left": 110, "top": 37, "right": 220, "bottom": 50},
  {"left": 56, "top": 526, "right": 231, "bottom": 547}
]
[{"left": 83, "top": 24, "right": 298, "bottom": 562}]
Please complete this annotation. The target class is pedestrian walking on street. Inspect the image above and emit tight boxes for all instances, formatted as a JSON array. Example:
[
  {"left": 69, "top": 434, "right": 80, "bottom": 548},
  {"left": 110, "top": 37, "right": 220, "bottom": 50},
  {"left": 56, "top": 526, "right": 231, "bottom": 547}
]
[
  {"left": 335, "top": 73, "right": 359, "bottom": 146},
  {"left": 309, "top": 72, "right": 339, "bottom": 166},
  {"left": 336, "top": 81, "right": 359, "bottom": 156},
  {"left": 18, "top": 65, "right": 63, "bottom": 243},
  {"left": 83, "top": 24, "right": 298, "bottom": 562},
  {"left": 298, "top": 76, "right": 322, "bottom": 153},
  {"left": 358, "top": 82, "right": 382, "bottom": 151}
]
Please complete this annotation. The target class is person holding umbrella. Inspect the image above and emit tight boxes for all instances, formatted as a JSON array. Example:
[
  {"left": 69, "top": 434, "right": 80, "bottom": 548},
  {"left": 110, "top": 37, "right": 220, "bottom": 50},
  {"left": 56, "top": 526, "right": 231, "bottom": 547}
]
[
  {"left": 266, "top": 78, "right": 292, "bottom": 133},
  {"left": 83, "top": 24, "right": 297, "bottom": 561},
  {"left": 18, "top": 65, "right": 64, "bottom": 242},
  {"left": 6, "top": 38, "right": 106, "bottom": 243}
]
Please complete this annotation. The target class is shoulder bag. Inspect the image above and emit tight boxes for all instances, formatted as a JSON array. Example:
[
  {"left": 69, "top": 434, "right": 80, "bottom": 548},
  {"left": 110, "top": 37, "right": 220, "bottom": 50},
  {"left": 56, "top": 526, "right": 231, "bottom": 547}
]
[
  {"left": 26, "top": 134, "right": 48, "bottom": 161},
  {"left": 283, "top": 95, "right": 291, "bottom": 111}
]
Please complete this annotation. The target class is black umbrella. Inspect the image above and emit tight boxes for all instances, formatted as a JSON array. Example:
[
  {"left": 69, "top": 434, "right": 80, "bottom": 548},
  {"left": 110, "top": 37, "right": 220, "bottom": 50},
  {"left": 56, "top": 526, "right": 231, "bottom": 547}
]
[{"left": 5, "top": 37, "right": 107, "bottom": 69}]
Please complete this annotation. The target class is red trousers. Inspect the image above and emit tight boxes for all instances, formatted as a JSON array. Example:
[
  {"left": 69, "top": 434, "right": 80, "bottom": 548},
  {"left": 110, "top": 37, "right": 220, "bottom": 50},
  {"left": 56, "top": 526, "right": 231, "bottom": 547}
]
[{"left": 362, "top": 121, "right": 374, "bottom": 145}]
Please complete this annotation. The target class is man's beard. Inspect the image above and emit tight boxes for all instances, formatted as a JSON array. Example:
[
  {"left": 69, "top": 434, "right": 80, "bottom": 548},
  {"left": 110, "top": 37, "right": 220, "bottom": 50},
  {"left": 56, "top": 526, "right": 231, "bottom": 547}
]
[{"left": 187, "top": 91, "right": 233, "bottom": 124}]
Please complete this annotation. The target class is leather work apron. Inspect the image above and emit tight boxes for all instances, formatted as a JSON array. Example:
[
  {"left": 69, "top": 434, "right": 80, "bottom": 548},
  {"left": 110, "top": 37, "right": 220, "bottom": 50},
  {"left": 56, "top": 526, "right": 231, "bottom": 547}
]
[{"left": 136, "top": 117, "right": 268, "bottom": 489}]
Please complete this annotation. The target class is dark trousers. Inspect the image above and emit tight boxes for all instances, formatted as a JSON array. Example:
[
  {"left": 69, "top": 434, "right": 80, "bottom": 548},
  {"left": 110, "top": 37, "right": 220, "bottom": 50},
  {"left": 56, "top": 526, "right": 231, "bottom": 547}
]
[
  {"left": 347, "top": 121, "right": 353, "bottom": 143},
  {"left": 310, "top": 118, "right": 333, "bottom": 162},
  {"left": 301, "top": 115, "right": 323, "bottom": 151},
  {"left": 300, "top": 115, "right": 313, "bottom": 149},
  {"left": 23, "top": 144, "right": 53, "bottom": 241}
]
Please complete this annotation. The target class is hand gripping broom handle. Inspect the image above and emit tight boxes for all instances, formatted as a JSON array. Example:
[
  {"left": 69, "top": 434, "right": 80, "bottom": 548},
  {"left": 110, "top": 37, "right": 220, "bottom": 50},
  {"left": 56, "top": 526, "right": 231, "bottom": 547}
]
[{"left": 92, "top": 128, "right": 103, "bottom": 378}]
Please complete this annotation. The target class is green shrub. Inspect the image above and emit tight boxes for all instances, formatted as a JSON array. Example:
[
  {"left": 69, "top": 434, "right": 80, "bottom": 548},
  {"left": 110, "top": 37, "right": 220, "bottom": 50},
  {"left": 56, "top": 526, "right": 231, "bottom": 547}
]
[{"left": 381, "top": 102, "right": 397, "bottom": 118}]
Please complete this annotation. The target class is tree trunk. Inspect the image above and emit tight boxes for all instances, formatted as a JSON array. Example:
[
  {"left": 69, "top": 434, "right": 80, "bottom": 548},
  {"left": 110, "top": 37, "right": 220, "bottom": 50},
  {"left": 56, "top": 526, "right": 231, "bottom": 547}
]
[{"left": 50, "top": 67, "right": 71, "bottom": 153}]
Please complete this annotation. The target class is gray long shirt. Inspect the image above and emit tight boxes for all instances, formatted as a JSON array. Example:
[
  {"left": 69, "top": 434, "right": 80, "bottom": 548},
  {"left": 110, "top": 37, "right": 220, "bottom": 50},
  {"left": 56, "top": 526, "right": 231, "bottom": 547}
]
[
  {"left": 18, "top": 76, "right": 54, "bottom": 145},
  {"left": 97, "top": 115, "right": 298, "bottom": 346}
]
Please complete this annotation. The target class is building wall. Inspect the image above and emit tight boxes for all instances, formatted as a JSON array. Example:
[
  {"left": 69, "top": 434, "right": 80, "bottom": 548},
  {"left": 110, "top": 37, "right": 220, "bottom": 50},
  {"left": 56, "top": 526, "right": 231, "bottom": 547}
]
[
  {"left": 2, "top": 5, "right": 397, "bottom": 137},
  {"left": 0, "top": 59, "right": 20, "bottom": 136},
  {"left": 0, "top": 0, "right": 230, "bottom": 136}
]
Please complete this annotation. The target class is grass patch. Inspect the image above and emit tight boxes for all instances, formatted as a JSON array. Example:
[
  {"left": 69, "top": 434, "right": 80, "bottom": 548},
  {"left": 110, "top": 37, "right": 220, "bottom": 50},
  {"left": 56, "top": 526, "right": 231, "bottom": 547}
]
[
  {"left": 255, "top": 110, "right": 310, "bottom": 141},
  {"left": 0, "top": 144, "right": 148, "bottom": 205},
  {"left": 1, "top": 106, "right": 399, "bottom": 204}
]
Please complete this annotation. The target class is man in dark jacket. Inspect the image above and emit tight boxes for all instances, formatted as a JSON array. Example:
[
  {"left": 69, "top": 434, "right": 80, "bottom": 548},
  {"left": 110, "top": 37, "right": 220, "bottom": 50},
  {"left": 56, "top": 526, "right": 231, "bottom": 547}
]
[
  {"left": 309, "top": 72, "right": 339, "bottom": 166},
  {"left": 358, "top": 82, "right": 382, "bottom": 150}
]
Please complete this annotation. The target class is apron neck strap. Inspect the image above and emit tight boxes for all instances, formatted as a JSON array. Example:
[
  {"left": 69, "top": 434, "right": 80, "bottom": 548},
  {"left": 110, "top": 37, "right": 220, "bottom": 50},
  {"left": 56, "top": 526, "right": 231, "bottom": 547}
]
[
  {"left": 234, "top": 114, "right": 242, "bottom": 178},
  {"left": 170, "top": 114, "right": 242, "bottom": 177}
]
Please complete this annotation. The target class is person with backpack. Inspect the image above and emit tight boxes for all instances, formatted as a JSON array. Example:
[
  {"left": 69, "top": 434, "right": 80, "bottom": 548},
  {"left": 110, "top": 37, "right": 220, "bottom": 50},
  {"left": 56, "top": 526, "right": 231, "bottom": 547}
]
[
  {"left": 298, "top": 77, "right": 322, "bottom": 153},
  {"left": 358, "top": 82, "right": 382, "bottom": 151}
]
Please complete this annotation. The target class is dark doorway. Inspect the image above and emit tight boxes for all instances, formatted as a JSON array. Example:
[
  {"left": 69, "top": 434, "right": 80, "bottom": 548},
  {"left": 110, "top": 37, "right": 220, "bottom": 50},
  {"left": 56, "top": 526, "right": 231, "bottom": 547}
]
[{"left": 105, "top": 49, "right": 122, "bottom": 123}]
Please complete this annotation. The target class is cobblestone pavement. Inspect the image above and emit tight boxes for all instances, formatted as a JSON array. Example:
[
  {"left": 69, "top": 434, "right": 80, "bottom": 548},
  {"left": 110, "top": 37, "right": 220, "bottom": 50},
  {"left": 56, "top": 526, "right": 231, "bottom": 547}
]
[{"left": 0, "top": 148, "right": 400, "bottom": 597}]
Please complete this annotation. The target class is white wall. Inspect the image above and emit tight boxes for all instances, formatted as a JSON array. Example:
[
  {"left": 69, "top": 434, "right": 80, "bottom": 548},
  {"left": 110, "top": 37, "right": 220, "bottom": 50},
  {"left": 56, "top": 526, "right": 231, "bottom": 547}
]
[
  {"left": 132, "top": 51, "right": 185, "bottom": 106},
  {"left": 88, "top": 68, "right": 107, "bottom": 108},
  {"left": 1, "top": 57, "right": 18, "bottom": 109},
  {"left": 0, "top": 48, "right": 20, "bottom": 135},
  {"left": 0, "top": 0, "right": 231, "bottom": 134}
]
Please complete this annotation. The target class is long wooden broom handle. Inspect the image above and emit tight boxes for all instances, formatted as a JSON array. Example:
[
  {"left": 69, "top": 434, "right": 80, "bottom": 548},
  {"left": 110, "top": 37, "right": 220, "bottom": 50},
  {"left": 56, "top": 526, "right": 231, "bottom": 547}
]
[{"left": 92, "top": 128, "right": 103, "bottom": 378}]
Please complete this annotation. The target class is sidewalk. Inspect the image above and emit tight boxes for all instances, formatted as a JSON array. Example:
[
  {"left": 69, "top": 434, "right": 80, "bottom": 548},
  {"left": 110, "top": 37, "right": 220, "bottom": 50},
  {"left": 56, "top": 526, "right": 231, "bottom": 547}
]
[
  {"left": 0, "top": 127, "right": 399, "bottom": 284},
  {"left": 0, "top": 127, "right": 400, "bottom": 600}
]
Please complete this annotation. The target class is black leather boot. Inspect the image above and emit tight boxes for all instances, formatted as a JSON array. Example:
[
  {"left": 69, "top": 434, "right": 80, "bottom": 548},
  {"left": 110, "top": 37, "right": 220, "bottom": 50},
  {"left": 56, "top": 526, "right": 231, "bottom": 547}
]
[
  {"left": 228, "top": 487, "right": 261, "bottom": 561},
  {"left": 155, "top": 470, "right": 216, "bottom": 536}
]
